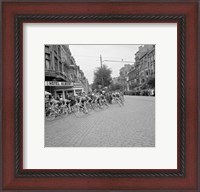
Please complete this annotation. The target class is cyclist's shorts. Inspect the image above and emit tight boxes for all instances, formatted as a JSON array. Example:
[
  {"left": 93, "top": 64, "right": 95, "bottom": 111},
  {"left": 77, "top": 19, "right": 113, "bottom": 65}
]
[
  {"left": 70, "top": 100, "right": 76, "bottom": 106},
  {"left": 81, "top": 99, "right": 86, "bottom": 103},
  {"left": 96, "top": 98, "right": 101, "bottom": 104}
]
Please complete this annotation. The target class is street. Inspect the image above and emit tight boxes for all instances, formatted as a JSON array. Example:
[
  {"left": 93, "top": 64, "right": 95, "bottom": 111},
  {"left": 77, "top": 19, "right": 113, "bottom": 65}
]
[{"left": 45, "top": 96, "right": 155, "bottom": 147}]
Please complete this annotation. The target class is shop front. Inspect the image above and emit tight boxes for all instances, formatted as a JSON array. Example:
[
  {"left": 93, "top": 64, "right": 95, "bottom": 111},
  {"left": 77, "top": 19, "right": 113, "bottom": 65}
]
[
  {"left": 72, "top": 82, "right": 84, "bottom": 95},
  {"left": 45, "top": 81, "right": 74, "bottom": 99},
  {"left": 64, "top": 83, "right": 84, "bottom": 96},
  {"left": 45, "top": 81, "right": 87, "bottom": 99}
]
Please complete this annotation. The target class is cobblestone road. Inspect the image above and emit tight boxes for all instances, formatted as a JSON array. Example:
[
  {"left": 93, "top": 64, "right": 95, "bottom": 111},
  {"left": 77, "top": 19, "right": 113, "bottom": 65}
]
[{"left": 45, "top": 96, "right": 155, "bottom": 147}]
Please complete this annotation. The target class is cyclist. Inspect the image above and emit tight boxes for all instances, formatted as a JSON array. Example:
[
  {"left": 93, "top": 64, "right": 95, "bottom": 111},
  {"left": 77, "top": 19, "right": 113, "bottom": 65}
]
[
  {"left": 115, "top": 91, "right": 120, "bottom": 98},
  {"left": 115, "top": 91, "right": 124, "bottom": 105},
  {"left": 90, "top": 92, "right": 98, "bottom": 109},
  {"left": 119, "top": 91, "right": 125, "bottom": 102},
  {"left": 69, "top": 93, "right": 76, "bottom": 112},
  {"left": 101, "top": 91, "right": 109, "bottom": 107},
  {"left": 87, "top": 92, "right": 93, "bottom": 103},
  {"left": 56, "top": 95, "right": 65, "bottom": 114},
  {"left": 79, "top": 92, "right": 89, "bottom": 113},
  {"left": 112, "top": 91, "right": 116, "bottom": 103},
  {"left": 95, "top": 92, "right": 102, "bottom": 108}
]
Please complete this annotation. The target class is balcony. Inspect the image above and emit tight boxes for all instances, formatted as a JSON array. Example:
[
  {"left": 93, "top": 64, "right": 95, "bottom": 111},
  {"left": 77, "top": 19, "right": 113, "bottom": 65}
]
[
  {"left": 45, "top": 70, "right": 56, "bottom": 77},
  {"left": 45, "top": 46, "right": 50, "bottom": 54},
  {"left": 45, "top": 70, "right": 69, "bottom": 81},
  {"left": 55, "top": 71, "right": 67, "bottom": 81},
  {"left": 45, "top": 49, "right": 50, "bottom": 54}
]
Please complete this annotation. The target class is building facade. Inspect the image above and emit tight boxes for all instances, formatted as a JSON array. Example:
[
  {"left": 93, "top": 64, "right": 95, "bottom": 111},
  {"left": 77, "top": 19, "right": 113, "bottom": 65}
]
[
  {"left": 45, "top": 45, "right": 89, "bottom": 99},
  {"left": 112, "top": 77, "right": 121, "bottom": 85},
  {"left": 128, "top": 45, "right": 155, "bottom": 92},
  {"left": 119, "top": 64, "right": 132, "bottom": 91}
]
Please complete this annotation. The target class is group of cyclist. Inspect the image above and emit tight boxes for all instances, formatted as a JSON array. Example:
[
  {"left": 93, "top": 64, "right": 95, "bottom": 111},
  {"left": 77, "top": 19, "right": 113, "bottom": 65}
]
[{"left": 45, "top": 90, "right": 124, "bottom": 118}]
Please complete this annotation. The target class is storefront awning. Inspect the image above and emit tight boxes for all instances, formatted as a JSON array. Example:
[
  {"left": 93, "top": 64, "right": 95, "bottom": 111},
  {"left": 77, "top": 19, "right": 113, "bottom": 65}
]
[
  {"left": 45, "top": 91, "right": 52, "bottom": 95},
  {"left": 45, "top": 81, "right": 73, "bottom": 87}
]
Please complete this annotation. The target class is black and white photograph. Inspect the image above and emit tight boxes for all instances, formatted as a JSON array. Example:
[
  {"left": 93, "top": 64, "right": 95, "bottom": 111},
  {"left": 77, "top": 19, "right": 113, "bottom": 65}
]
[{"left": 45, "top": 44, "right": 155, "bottom": 147}]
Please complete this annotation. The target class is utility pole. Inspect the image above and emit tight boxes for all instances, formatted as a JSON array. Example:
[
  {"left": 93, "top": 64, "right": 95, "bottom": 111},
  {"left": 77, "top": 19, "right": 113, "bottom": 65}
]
[{"left": 100, "top": 55, "right": 104, "bottom": 88}]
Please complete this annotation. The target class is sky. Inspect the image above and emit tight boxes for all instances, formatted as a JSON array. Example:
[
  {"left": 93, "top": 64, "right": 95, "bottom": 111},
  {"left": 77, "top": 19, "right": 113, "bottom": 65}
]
[{"left": 69, "top": 45, "right": 142, "bottom": 84}]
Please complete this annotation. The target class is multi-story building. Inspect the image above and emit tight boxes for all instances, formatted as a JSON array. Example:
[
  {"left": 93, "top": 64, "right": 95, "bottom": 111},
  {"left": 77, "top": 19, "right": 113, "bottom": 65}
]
[
  {"left": 119, "top": 64, "right": 132, "bottom": 91},
  {"left": 128, "top": 45, "right": 155, "bottom": 92},
  {"left": 127, "top": 64, "right": 137, "bottom": 91},
  {"left": 147, "top": 46, "right": 155, "bottom": 78},
  {"left": 73, "top": 69, "right": 90, "bottom": 94},
  {"left": 112, "top": 77, "right": 121, "bottom": 85},
  {"left": 45, "top": 45, "right": 89, "bottom": 99}
]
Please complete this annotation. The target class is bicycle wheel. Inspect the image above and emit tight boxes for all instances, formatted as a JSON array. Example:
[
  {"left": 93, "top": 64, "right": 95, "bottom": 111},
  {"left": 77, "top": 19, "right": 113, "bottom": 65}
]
[
  {"left": 61, "top": 106, "right": 68, "bottom": 117},
  {"left": 86, "top": 102, "right": 92, "bottom": 113},
  {"left": 116, "top": 99, "right": 122, "bottom": 107},
  {"left": 74, "top": 105, "right": 83, "bottom": 117},
  {"left": 118, "top": 100, "right": 124, "bottom": 107},
  {"left": 70, "top": 105, "right": 76, "bottom": 114},
  {"left": 98, "top": 102, "right": 105, "bottom": 110},
  {"left": 93, "top": 103, "right": 100, "bottom": 111},
  {"left": 102, "top": 100, "right": 109, "bottom": 109},
  {"left": 46, "top": 111, "right": 55, "bottom": 121}
]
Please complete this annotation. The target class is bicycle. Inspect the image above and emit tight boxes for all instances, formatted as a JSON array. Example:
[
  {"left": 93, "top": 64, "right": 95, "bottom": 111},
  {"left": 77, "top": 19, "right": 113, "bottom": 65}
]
[
  {"left": 74, "top": 102, "right": 89, "bottom": 117},
  {"left": 101, "top": 98, "right": 109, "bottom": 109},
  {"left": 114, "top": 97, "right": 124, "bottom": 107},
  {"left": 45, "top": 104, "right": 67, "bottom": 121}
]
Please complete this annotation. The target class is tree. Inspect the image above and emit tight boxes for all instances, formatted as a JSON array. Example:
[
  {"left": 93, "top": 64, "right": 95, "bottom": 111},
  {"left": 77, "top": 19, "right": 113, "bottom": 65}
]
[{"left": 92, "top": 65, "right": 112, "bottom": 90}]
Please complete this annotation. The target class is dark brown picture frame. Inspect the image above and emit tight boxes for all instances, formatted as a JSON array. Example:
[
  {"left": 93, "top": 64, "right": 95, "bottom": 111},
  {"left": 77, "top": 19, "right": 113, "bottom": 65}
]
[{"left": 2, "top": 1, "right": 199, "bottom": 190}]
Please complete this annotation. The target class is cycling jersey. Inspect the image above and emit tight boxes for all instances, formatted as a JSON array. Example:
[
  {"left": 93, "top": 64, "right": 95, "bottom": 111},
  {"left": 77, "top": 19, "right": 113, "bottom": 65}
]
[
  {"left": 116, "top": 93, "right": 120, "bottom": 98},
  {"left": 100, "top": 94, "right": 105, "bottom": 99},
  {"left": 75, "top": 96, "right": 81, "bottom": 103},
  {"left": 80, "top": 96, "right": 87, "bottom": 104},
  {"left": 69, "top": 100, "right": 76, "bottom": 106}
]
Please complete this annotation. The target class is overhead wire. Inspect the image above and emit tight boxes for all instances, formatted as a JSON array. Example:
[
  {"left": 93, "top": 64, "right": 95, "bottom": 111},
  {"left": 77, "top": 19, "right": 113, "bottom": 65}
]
[{"left": 73, "top": 54, "right": 133, "bottom": 61}]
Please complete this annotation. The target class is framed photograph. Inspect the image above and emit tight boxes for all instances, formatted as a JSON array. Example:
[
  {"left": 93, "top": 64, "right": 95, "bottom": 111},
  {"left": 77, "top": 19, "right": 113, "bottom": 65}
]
[{"left": 2, "top": 1, "right": 199, "bottom": 191}]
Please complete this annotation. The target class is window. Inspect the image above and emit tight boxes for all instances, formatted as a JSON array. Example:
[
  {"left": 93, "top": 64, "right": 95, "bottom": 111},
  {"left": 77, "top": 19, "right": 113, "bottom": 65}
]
[
  {"left": 70, "top": 74, "right": 73, "bottom": 81},
  {"left": 53, "top": 45, "right": 57, "bottom": 55},
  {"left": 45, "top": 45, "right": 49, "bottom": 52},
  {"left": 59, "top": 62, "right": 62, "bottom": 72},
  {"left": 45, "top": 60, "right": 50, "bottom": 70},
  {"left": 55, "top": 57, "right": 58, "bottom": 71},
  {"left": 45, "top": 53, "right": 50, "bottom": 60},
  {"left": 64, "top": 65, "right": 67, "bottom": 74},
  {"left": 45, "top": 53, "right": 50, "bottom": 70},
  {"left": 58, "top": 46, "right": 61, "bottom": 58}
]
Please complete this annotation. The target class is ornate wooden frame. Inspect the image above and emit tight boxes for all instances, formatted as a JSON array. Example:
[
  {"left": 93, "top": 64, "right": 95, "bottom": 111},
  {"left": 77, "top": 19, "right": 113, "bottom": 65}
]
[{"left": 2, "top": 2, "right": 198, "bottom": 190}]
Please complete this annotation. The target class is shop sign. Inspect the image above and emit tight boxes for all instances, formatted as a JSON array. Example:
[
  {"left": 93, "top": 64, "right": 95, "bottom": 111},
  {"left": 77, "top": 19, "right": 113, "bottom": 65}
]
[
  {"left": 73, "top": 83, "right": 82, "bottom": 87},
  {"left": 45, "top": 81, "right": 73, "bottom": 86}
]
